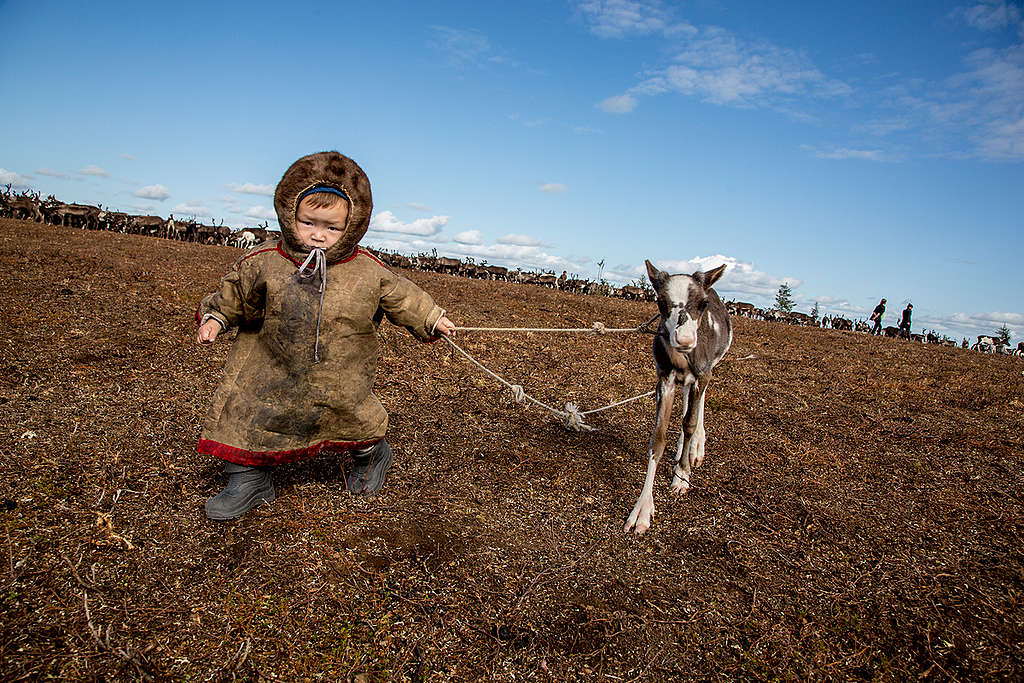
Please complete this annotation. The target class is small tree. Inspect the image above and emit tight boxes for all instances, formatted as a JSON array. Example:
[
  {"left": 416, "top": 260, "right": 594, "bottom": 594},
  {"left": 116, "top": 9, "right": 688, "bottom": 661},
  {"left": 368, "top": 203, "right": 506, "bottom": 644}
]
[
  {"left": 775, "top": 283, "right": 795, "bottom": 313},
  {"left": 996, "top": 325, "right": 1012, "bottom": 346},
  {"left": 811, "top": 301, "right": 820, "bottom": 324}
]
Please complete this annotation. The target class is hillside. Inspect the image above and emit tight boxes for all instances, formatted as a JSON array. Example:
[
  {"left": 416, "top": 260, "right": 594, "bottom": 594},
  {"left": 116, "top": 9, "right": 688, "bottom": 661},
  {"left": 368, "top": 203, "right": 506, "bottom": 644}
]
[{"left": 1, "top": 217, "right": 1022, "bottom": 681}]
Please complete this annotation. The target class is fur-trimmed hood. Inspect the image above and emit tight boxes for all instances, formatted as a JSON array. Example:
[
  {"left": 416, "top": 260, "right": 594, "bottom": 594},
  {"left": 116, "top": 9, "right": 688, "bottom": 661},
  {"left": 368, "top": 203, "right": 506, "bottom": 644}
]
[{"left": 274, "top": 151, "right": 373, "bottom": 262}]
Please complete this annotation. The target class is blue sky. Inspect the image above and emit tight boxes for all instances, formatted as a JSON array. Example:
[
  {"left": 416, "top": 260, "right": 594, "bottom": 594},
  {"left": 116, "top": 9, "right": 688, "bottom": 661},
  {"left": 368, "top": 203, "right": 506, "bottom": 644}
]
[{"left": 2, "top": 0, "right": 1022, "bottom": 341}]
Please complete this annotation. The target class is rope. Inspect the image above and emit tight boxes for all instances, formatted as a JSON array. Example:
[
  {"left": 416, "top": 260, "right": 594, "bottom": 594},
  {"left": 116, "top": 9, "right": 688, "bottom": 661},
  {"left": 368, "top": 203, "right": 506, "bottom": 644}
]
[
  {"left": 296, "top": 247, "right": 327, "bottom": 363},
  {"left": 441, "top": 335, "right": 655, "bottom": 432},
  {"left": 452, "top": 315, "right": 659, "bottom": 335}
]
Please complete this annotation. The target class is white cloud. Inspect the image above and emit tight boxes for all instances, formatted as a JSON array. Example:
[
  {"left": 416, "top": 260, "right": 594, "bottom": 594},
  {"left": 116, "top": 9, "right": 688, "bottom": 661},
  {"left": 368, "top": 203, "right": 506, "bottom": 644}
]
[
  {"left": 924, "top": 310, "right": 1024, "bottom": 340},
  {"left": 0, "top": 168, "right": 33, "bottom": 188},
  {"left": 368, "top": 210, "right": 448, "bottom": 236},
  {"left": 874, "top": 22, "right": 1024, "bottom": 159},
  {"left": 497, "top": 233, "right": 551, "bottom": 247},
  {"left": 244, "top": 206, "right": 278, "bottom": 221},
  {"left": 576, "top": 0, "right": 690, "bottom": 39},
  {"left": 78, "top": 165, "right": 109, "bottom": 177},
  {"left": 362, "top": 235, "right": 584, "bottom": 273},
  {"left": 956, "top": 45, "right": 1024, "bottom": 158},
  {"left": 597, "top": 93, "right": 638, "bottom": 113},
  {"left": 615, "top": 254, "right": 803, "bottom": 299},
  {"left": 120, "top": 153, "right": 136, "bottom": 160},
  {"left": 405, "top": 202, "right": 432, "bottom": 212},
  {"left": 228, "top": 182, "right": 274, "bottom": 196},
  {"left": 956, "top": 1, "right": 1023, "bottom": 32},
  {"left": 428, "top": 26, "right": 493, "bottom": 67},
  {"left": 538, "top": 182, "right": 568, "bottom": 193},
  {"left": 171, "top": 202, "right": 214, "bottom": 218},
  {"left": 35, "top": 168, "right": 69, "bottom": 178},
  {"left": 854, "top": 118, "right": 913, "bottom": 137},
  {"left": 803, "top": 145, "right": 890, "bottom": 161},
  {"left": 133, "top": 184, "right": 171, "bottom": 200},
  {"left": 455, "top": 230, "right": 484, "bottom": 245},
  {"left": 634, "top": 27, "right": 851, "bottom": 109}
]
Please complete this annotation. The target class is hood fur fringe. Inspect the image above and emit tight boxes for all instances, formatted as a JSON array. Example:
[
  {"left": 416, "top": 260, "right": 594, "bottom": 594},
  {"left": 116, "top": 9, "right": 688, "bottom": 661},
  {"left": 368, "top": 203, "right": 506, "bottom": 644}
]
[{"left": 274, "top": 151, "right": 373, "bottom": 262}]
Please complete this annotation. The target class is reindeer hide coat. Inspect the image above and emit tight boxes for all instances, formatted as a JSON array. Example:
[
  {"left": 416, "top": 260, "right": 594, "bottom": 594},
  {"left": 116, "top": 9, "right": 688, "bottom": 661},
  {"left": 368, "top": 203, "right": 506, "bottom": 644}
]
[{"left": 196, "top": 152, "right": 444, "bottom": 466}]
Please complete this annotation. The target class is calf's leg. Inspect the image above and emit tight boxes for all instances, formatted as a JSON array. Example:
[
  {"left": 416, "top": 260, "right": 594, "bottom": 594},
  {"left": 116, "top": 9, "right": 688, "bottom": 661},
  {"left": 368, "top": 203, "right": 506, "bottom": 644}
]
[
  {"left": 625, "top": 372, "right": 676, "bottom": 535},
  {"left": 672, "top": 379, "right": 709, "bottom": 491},
  {"left": 669, "top": 383, "right": 693, "bottom": 493}
]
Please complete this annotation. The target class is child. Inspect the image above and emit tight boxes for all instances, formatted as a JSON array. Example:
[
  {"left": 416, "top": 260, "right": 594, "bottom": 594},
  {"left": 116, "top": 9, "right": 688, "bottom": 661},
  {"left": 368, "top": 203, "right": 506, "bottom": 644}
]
[{"left": 195, "top": 151, "right": 455, "bottom": 521}]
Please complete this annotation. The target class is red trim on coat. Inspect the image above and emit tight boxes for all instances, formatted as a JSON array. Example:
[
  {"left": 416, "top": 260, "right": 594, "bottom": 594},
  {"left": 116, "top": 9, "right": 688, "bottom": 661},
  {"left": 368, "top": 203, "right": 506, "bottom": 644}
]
[
  {"left": 275, "top": 243, "right": 301, "bottom": 266},
  {"left": 356, "top": 247, "right": 398, "bottom": 275},
  {"left": 241, "top": 245, "right": 279, "bottom": 263},
  {"left": 198, "top": 437, "right": 380, "bottom": 467}
]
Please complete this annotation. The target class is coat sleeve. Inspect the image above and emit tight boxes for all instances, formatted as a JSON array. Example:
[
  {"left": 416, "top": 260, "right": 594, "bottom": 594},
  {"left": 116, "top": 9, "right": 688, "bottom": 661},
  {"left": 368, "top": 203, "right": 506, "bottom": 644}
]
[
  {"left": 196, "top": 252, "right": 267, "bottom": 330},
  {"left": 377, "top": 264, "right": 444, "bottom": 342}
]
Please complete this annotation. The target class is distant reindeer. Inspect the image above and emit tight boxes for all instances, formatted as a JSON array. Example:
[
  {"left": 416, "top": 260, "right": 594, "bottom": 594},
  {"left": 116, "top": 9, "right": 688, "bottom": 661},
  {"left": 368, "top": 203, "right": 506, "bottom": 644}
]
[{"left": 625, "top": 260, "right": 732, "bottom": 535}]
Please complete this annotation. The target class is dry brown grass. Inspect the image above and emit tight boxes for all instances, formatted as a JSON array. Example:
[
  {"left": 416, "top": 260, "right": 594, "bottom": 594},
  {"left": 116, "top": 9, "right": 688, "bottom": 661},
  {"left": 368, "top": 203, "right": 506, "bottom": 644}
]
[{"left": 1, "top": 217, "right": 1022, "bottom": 681}]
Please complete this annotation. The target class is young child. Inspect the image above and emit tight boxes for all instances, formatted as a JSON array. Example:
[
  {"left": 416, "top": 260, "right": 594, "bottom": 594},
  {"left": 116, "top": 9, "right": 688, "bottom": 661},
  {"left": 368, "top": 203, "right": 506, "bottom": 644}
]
[{"left": 195, "top": 151, "right": 455, "bottom": 521}]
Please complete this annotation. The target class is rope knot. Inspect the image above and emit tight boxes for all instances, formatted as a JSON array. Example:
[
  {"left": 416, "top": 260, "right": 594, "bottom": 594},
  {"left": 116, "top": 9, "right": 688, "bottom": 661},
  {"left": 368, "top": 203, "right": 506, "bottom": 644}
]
[
  {"left": 591, "top": 322, "right": 606, "bottom": 335},
  {"left": 509, "top": 384, "right": 527, "bottom": 404},
  {"left": 563, "top": 402, "right": 595, "bottom": 432}
]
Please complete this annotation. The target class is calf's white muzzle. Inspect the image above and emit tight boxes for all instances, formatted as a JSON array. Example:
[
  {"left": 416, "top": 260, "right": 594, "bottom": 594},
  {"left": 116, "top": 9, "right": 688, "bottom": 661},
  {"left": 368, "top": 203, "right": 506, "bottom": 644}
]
[{"left": 667, "top": 309, "right": 698, "bottom": 350}]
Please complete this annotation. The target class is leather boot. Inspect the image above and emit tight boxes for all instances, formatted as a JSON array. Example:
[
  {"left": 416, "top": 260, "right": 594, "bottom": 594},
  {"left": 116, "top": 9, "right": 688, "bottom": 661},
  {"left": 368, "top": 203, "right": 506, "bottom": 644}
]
[
  {"left": 345, "top": 440, "right": 393, "bottom": 496},
  {"left": 205, "top": 462, "right": 275, "bottom": 521}
]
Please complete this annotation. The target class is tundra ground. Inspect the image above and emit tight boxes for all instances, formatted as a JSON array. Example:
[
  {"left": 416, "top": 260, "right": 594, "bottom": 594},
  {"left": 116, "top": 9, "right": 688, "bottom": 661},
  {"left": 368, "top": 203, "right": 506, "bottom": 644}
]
[{"left": 1, "top": 217, "right": 1022, "bottom": 681}]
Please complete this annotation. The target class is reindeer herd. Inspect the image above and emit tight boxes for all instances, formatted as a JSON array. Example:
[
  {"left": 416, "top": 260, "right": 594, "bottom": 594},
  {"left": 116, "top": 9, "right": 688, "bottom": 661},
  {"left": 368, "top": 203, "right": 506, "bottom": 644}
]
[
  {"left": 0, "top": 185, "right": 661, "bottom": 301},
  {"left": 2, "top": 184, "right": 1019, "bottom": 354},
  {"left": 726, "top": 300, "right": 1021, "bottom": 356},
  {"left": 0, "top": 185, "right": 273, "bottom": 248}
]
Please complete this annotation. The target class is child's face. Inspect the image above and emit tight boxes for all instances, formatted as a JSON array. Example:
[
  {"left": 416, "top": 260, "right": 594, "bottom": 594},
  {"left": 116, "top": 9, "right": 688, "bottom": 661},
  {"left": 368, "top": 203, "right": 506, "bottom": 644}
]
[{"left": 294, "top": 198, "right": 350, "bottom": 250}]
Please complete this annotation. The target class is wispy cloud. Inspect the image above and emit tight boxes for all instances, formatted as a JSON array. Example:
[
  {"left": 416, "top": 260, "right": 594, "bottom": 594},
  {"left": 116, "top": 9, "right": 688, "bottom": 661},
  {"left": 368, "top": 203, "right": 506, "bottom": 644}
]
[
  {"left": 497, "top": 233, "right": 552, "bottom": 247},
  {"left": 133, "top": 184, "right": 171, "bottom": 200},
  {"left": 934, "top": 309, "right": 1024, "bottom": 339},
  {"left": 576, "top": 0, "right": 691, "bottom": 39},
  {"left": 405, "top": 202, "right": 432, "bottom": 212},
  {"left": 454, "top": 230, "right": 483, "bottom": 245},
  {"left": 953, "top": 1, "right": 1023, "bottom": 32},
  {"left": 172, "top": 202, "right": 214, "bottom": 218},
  {"left": 228, "top": 182, "right": 274, "bottom": 196},
  {"left": 610, "top": 254, "right": 803, "bottom": 298},
  {"left": 538, "top": 182, "right": 568, "bottom": 193},
  {"left": 78, "top": 165, "right": 109, "bottom": 177},
  {"left": 597, "top": 94, "right": 638, "bottom": 113},
  {"left": 120, "top": 153, "right": 136, "bottom": 161},
  {"left": 244, "top": 206, "right": 278, "bottom": 221},
  {"left": 634, "top": 27, "right": 850, "bottom": 108},
  {"left": 369, "top": 210, "right": 448, "bottom": 236},
  {"left": 856, "top": 9, "right": 1024, "bottom": 159},
  {"left": 35, "top": 168, "right": 69, "bottom": 178},
  {"left": 0, "top": 168, "right": 33, "bottom": 188},
  {"left": 801, "top": 145, "right": 891, "bottom": 161},
  {"left": 363, "top": 234, "right": 584, "bottom": 273}
]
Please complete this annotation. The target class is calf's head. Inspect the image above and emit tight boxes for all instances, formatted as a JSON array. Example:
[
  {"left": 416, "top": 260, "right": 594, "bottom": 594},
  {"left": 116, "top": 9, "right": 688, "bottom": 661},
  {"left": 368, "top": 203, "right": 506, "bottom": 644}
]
[{"left": 646, "top": 259, "right": 726, "bottom": 351}]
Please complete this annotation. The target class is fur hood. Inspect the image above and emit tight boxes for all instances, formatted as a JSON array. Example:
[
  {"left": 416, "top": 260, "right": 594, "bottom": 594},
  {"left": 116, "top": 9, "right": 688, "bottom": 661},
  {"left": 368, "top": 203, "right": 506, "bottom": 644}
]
[{"left": 274, "top": 151, "right": 373, "bottom": 262}]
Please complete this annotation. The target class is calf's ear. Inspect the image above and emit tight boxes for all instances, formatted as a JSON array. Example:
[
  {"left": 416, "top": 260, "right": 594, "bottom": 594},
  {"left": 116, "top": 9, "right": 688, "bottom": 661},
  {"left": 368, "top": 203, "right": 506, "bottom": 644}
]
[
  {"left": 645, "top": 259, "right": 664, "bottom": 285},
  {"left": 703, "top": 264, "right": 727, "bottom": 287}
]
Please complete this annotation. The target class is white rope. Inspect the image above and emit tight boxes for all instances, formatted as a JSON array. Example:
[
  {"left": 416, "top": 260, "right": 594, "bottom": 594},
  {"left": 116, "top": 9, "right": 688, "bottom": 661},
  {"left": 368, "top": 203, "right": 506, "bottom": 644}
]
[
  {"left": 296, "top": 247, "right": 327, "bottom": 363},
  {"left": 441, "top": 335, "right": 654, "bottom": 432},
  {"left": 453, "top": 314, "right": 659, "bottom": 336}
]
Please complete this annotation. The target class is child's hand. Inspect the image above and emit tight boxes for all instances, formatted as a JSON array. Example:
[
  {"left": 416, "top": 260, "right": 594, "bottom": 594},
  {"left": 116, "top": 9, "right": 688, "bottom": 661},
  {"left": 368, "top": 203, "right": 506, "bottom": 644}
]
[
  {"left": 434, "top": 316, "right": 456, "bottom": 337},
  {"left": 196, "top": 319, "right": 222, "bottom": 345}
]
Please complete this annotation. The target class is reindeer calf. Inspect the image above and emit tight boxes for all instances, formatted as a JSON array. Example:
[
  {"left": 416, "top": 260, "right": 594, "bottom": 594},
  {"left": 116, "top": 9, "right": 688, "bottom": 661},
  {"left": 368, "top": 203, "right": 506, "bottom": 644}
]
[{"left": 624, "top": 260, "right": 732, "bottom": 535}]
